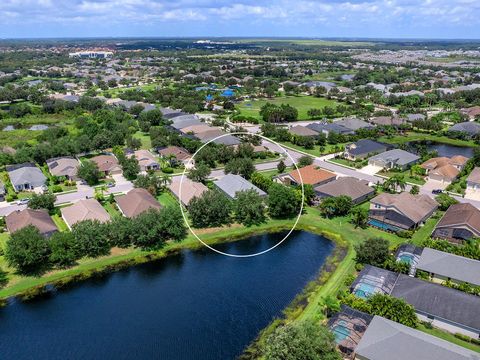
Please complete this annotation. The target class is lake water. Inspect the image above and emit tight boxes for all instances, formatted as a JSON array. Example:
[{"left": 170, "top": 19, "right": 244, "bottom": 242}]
[
  {"left": 408, "top": 141, "right": 474, "bottom": 158},
  {"left": 0, "top": 230, "right": 334, "bottom": 360}
]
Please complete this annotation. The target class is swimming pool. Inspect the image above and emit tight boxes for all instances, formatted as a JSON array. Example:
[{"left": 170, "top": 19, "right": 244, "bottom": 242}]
[
  {"left": 354, "top": 283, "right": 376, "bottom": 299},
  {"left": 368, "top": 219, "right": 402, "bottom": 232},
  {"left": 332, "top": 320, "right": 351, "bottom": 343},
  {"left": 398, "top": 254, "right": 414, "bottom": 264}
]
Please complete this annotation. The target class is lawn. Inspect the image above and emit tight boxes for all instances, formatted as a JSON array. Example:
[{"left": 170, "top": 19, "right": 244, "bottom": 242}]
[
  {"left": 277, "top": 141, "right": 346, "bottom": 157},
  {"left": 133, "top": 131, "right": 152, "bottom": 150},
  {"left": 157, "top": 191, "right": 178, "bottom": 207},
  {"left": 102, "top": 201, "right": 121, "bottom": 218},
  {"left": 237, "top": 95, "right": 341, "bottom": 120},
  {"left": 378, "top": 132, "right": 476, "bottom": 148},
  {"left": 51, "top": 214, "right": 69, "bottom": 232},
  {"left": 379, "top": 170, "right": 426, "bottom": 185}
]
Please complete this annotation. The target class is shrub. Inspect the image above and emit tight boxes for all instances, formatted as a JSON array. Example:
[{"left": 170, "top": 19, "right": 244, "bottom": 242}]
[
  {"left": 161, "top": 167, "right": 174, "bottom": 174},
  {"left": 52, "top": 185, "right": 63, "bottom": 193}
]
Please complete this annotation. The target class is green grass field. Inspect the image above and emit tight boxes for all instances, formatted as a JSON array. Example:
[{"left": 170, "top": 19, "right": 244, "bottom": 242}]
[
  {"left": 237, "top": 95, "right": 341, "bottom": 120},
  {"left": 157, "top": 191, "right": 178, "bottom": 207},
  {"left": 378, "top": 132, "right": 476, "bottom": 148}
]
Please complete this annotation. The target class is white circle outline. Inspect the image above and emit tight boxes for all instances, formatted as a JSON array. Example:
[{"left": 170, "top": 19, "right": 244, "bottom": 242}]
[{"left": 178, "top": 131, "right": 305, "bottom": 258}]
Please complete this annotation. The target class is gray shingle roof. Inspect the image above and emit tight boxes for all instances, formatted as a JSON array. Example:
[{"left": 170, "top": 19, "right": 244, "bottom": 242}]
[
  {"left": 417, "top": 248, "right": 480, "bottom": 286},
  {"left": 6, "top": 163, "right": 46, "bottom": 188},
  {"left": 391, "top": 275, "right": 480, "bottom": 332},
  {"left": 449, "top": 122, "right": 480, "bottom": 135},
  {"left": 314, "top": 177, "right": 374, "bottom": 202},
  {"left": 214, "top": 174, "right": 266, "bottom": 199},
  {"left": 345, "top": 139, "right": 389, "bottom": 157},
  {"left": 355, "top": 316, "right": 480, "bottom": 360},
  {"left": 368, "top": 149, "right": 420, "bottom": 166}
]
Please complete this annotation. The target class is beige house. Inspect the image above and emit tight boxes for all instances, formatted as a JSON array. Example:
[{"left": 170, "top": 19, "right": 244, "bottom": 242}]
[
  {"left": 168, "top": 177, "right": 208, "bottom": 206},
  {"left": 133, "top": 150, "right": 159, "bottom": 172},
  {"left": 421, "top": 156, "right": 468, "bottom": 183},
  {"left": 46, "top": 156, "right": 80, "bottom": 180},
  {"left": 6, "top": 209, "right": 57, "bottom": 237},
  {"left": 90, "top": 155, "right": 122, "bottom": 176},
  {"left": 467, "top": 167, "right": 480, "bottom": 192},
  {"left": 116, "top": 188, "right": 161, "bottom": 218},
  {"left": 61, "top": 198, "right": 111, "bottom": 229},
  {"left": 369, "top": 192, "right": 438, "bottom": 231}
]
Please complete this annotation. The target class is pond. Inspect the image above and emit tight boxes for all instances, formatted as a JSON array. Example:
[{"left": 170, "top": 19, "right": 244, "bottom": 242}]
[
  {"left": 408, "top": 141, "right": 474, "bottom": 158},
  {"left": 0, "top": 230, "right": 334, "bottom": 360}
]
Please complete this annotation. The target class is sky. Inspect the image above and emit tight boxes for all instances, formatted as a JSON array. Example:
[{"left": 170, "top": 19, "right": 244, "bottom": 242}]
[{"left": 1, "top": 0, "right": 480, "bottom": 39}]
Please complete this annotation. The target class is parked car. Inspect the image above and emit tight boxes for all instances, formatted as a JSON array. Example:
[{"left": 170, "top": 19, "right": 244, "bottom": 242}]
[
  {"left": 432, "top": 189, "right": 443, "bottom": 194},
  {"left": 16, "top": 198, "right": 30, "bottom": 205}
]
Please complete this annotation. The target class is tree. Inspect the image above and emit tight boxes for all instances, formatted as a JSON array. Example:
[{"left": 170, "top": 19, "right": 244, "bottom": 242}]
[
  {"left": 5, "top": 226, "right": 50, "bottom": 274},
  {"left": 28, "top": 193, "right": 56, "bottom": 212},
  {"left": 277, "top": 160, "right": 286, "bottom": 173},
  {"left": 121, "top": 156, "right": 140, "bottom": 180},
  {"left": 268, "top": 183, "right": 301, "bottom": 219},
  {"left": 367, "top": 293, "right": 418, "bottom": 328},
  {"left": 234, "top": 189, "right": 266, "bottom": 226},
  {"left": 435, "top": 193, "right": 458, "bottom": 211},
  {"left": 265, "top": 320, "right": 341, "bottom": 360},
  {"left": 355, "top": 237, "right": 390, "bottom": 266},
  {"left": 298, "top": 155, "right": 313, "bottom": 168},
  {"left": 188, "top": 190, "right": 233, "bottom": 228},
  {"left": 383, "top": 174, "right": 406, "bottom": 193},
  {"left": 158, "top": 206, "right": 187, "bottom": 241},
  {"left": 410, "top": 185, "right": 419, "bottom": 195},
  {"left": 187, "top": 163, "right": 211, "bottom": 183},
  {"left": 250, "top": 172, "right": 273, "bottom": 192},
  {"left": 350, "top": 207, "right": 369, "bottom": 228},
  {"left": 78, "top": 160, "right": 101, "bottom": 186},
  {"left": 72, "top": 220, "right": 110, "bottom": 258},
  {"left": 48, "top": 231, "right": 79, "bottom": 268},
  {"left": 224, "top": 157, "right": 255, "bottom": 179},
  {"left": 318, "top": 196, "right": 353, "bottom": 218},
  {"left": 134, "top": 173, "right": 163, "bottom": 195}
]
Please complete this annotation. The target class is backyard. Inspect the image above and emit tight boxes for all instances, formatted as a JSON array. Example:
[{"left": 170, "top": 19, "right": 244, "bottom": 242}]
[{"left": 237, "top": 95, "right": 341, "bottom": 121}]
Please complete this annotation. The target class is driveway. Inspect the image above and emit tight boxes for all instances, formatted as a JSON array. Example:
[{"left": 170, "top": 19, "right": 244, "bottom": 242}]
[
  {"left": 423, "top": 179, "right": 449, "bottom": 192},
  {"left": 358, "top": 164, "right": 382, "bottom": 175}
]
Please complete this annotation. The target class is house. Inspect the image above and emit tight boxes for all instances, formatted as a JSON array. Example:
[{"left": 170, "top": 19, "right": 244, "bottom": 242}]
[
  {"left": 133, "top": 150, "right": 160, "bottom": 172},
  {"left": 314, "top": 177, "right": 375, "bottom": 204},
  {"left": 0, "top": 181, "right": 5, "bottom": 201},
  {"left": 157, "top": 146, "right": 191, "bottom": 166},
  {"left": 405, "top": 113, "right": 426, "bottom": 122},
  {"left": 369, "top": 192, "right": 438, "bottom": 231},
  {"left": 180, "top": 124, "right": 213, "bottom": 135},
  {"left": 5, "top": 209, "right": 57, "bottom": 237},
  {"left": 449, "top": 122, "right": 480, "bottom": 137},
  {"left": 115, "top": 188, "right": 161, "bottom": 218},
  {"left": 306, "top": 122, "right": 354, "bottom": 136},
  {"left": 46, "top": 156, "right": 80, "bottom": 180},
  {"left": 354, "top": 315, "right": 480, "bottom": 360},
  {"left": 344, "top": 140, "right": 390, "bottom": 160},
  {"left": 432, "top": 203, "right": 480, "bottom": 243},
  {"left": 352, "top": 265, "right": 480, "bottom": 338},
  {"left": 421, "top": 156, "right": 469, "bottom": 183},
  {"left": 6, "top": 163, "right": 47, "bottom": 192},
  {"left": 214, "top": 174, "right": 266, "bottom": 199},
  {"left": 368, "top": 116, "right": 406, "bottom": 127},
  {"left": 416, "top": 247, "right": 480, "bottom": 287},
  {"left": 169, "top": 114, "right": 202, "bottom": 129},
  {"left": 276, "top": 164, "right": 336, "bottom": 187},
  {"left": 368, "top": 149, "right": 420, "bottom": 170},
  {"left": 90, "top": 155, "right": 122, "bottom": 176},
  {"left": 168, "top": 177, "right": 208, "bottom": 206},
  {"left": 195, "top": 130, "right": 241, "bottom": 146},
  {"left": 334, "top": 117, "right": 373, "bottom": 131},
  {"left": 461, "top": 106, "right": 480, "bottom": 120},
  {"left": 61, "top": 199, "right": 111, "bottom": 229},
  {"left": 288, "top": 125, "right": 319, "bottom": 138},
  {"left": 466, "top": 167, "right": 480, "bottom": 192},
  {"left": 390, "top": 274, "right": 480, "bottom": 338}
]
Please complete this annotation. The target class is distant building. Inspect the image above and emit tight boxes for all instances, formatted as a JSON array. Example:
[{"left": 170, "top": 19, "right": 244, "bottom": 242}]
[
  {"left": 69, "top": 51, "right": 113, "bottom": 59},
  {"left": 421, "top": 156, "right": 469, "bottom": 183}
]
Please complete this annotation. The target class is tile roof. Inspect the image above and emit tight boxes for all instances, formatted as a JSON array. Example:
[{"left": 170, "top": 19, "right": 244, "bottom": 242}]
[
  {"left": 435, "top": 203, "right": 480, "bottom": 237},
  {"left": 314, "top": 177, "right": 374, "bottom": 201},
  {"left": 371, "top": 192, "right": 438, "bottom": 224},
  {"left": 6, "top": 209, "right": 57, "bottom": 235},
  {"left": 288, "top": 164, "right": 336, "bottom": 185},
  {"left": 61, "top": 199, "right": 111, "bottom": 228},
  {"left": 116, "top": 188, "right": 161, "bottom": 218}
]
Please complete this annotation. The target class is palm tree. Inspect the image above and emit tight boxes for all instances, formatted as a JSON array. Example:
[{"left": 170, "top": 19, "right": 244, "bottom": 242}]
[{"left": 159, "top": 174, "right": 172, "bottom": 190}]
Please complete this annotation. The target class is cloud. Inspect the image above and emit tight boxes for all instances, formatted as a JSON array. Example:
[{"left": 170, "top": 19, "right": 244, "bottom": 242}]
[{"left": 0, "top": 0, "right": 480, "bottom": 37}]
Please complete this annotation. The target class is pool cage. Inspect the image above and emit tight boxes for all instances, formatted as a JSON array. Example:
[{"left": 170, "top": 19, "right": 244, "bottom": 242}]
[
  {"left": 350, "top": 265, "right": 399, "bottom": 298},
  {"left": 395, "top": 244, "right": 423, "bottom": 276},
  {"left": 328, "top": 305, "right": 373, "bottom": 358}
]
